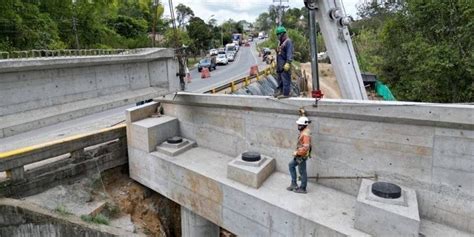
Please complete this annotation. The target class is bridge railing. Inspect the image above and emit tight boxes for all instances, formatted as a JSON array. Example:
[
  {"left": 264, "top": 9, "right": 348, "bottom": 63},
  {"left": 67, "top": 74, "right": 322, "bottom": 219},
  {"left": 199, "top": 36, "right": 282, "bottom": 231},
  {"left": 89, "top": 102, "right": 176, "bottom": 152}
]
[
  {"left": 0, "top": 124, "right": 126, "bottom": 184},
  {"left": 204, "top": 64, "right": 275, "bottom": 94},
  {"left": 0, "top": 49, "right": 140, "bottom": 59}
]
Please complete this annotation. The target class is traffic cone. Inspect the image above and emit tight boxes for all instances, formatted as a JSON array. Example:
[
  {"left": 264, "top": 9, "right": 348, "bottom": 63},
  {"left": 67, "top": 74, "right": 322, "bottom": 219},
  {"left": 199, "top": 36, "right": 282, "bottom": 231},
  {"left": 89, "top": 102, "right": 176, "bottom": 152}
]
[
  {"left": 201, "top": 68, "right": 210, "bottom": 79},
  {"left": 249, "top": 65, "right": 259, "bottom": 77}
]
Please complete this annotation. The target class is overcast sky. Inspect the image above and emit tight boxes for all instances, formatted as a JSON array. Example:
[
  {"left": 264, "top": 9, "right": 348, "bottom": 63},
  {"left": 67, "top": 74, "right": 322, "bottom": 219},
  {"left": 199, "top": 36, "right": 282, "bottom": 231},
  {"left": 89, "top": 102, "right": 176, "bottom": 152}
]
[{"left": 163, "top": 0, "right": 363, "bottom": 24}]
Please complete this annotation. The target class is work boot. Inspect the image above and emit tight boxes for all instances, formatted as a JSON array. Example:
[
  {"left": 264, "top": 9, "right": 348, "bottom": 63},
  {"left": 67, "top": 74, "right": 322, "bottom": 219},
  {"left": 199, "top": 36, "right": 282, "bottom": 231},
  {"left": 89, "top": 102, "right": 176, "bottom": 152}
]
[
  {"left": 277, "top": 94, "right": 289, "bottom": 99},
  {"left": 286, "top": 184, "right": 298, "bottom": 191},
  {"left": 273, "top": 89, "right": 282, "bottom": 98},
  {"left": 294, "top": 187, "right": 307, "bottom": 194}
]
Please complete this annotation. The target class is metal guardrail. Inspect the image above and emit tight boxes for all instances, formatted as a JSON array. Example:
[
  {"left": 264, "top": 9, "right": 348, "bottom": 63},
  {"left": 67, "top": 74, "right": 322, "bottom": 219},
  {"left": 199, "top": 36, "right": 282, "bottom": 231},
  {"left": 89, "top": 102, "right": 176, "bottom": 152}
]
[
  {"left": 204, "top": 64, "right": 275, "bottom": 94},
  {"left": 0, "top": 124, "right": 126, "bottom": 182},
  {"left": 0, "top": 49, "right": 139, "bottom": 59}
]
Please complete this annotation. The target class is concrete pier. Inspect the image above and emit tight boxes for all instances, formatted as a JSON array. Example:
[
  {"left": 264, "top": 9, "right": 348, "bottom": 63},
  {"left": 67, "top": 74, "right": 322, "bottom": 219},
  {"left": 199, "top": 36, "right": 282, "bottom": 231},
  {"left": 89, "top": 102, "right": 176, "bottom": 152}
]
[{"left": 181, "top": 207, "right": 220, "bottom": 237}]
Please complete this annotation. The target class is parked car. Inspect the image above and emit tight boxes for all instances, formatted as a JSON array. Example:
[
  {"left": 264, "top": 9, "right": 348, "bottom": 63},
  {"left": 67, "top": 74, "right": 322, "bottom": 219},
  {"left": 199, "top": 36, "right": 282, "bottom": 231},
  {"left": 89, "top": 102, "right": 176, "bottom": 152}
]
[
  {"left": 209, "top": 49, "right": 218, "bottom": 56},
  {"left": 216, "top": 54, "right": 228, "bottom": 65},
  {"left": 198, "top": 57, "right": 216, "bottom": 72},
  {"left": 227, "top": 52, "right": 235, "bottom": 62}
]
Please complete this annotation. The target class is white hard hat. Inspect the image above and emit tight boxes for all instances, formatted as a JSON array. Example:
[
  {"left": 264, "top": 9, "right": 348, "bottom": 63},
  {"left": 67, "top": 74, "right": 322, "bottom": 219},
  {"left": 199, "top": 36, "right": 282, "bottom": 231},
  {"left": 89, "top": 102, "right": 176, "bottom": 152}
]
[{"left": 296, "top": 116, "right": 310, "bottom": 125}]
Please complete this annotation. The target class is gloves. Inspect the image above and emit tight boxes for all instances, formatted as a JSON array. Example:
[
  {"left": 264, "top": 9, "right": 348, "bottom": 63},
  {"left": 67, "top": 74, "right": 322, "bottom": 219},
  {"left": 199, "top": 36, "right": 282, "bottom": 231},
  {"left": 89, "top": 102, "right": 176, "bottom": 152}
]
[{"left": 283, "top": 62, "right": 291, "bottom": 72}]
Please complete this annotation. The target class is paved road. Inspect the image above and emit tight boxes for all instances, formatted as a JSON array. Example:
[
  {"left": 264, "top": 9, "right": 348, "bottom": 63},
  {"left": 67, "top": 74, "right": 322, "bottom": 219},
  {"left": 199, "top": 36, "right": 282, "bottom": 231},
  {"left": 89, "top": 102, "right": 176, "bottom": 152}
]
[
  {"left": 186, "top": 41, "right": 267, "bottom": 93},
  {"left": 0, "top": 40, "right": 268, "bottom": 153}
]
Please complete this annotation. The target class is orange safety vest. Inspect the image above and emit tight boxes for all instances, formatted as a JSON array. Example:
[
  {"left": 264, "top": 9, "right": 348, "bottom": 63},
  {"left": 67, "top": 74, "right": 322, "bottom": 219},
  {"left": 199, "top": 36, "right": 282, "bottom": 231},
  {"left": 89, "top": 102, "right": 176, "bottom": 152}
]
[{"left": 296, "top": 127, "right": 312, "bottom": 158}]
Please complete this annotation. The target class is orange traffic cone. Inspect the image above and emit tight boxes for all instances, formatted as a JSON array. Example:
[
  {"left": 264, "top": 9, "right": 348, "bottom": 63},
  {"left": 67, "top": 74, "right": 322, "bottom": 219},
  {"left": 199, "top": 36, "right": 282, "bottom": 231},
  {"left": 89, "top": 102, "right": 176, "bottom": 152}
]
[
  {"left": 249, "top": 65, "right": 259, "bottom": 77},
  {"left": 201, "top": 68, "right": 210, "bottom": 79}
]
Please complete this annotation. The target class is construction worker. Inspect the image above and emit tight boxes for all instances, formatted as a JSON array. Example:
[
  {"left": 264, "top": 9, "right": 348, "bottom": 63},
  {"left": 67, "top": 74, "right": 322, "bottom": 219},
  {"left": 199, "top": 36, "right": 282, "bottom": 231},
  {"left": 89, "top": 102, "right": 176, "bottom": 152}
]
[
  {"left": 274, "top": 26, "right": 294, "bottom": 98},
  {"left": 287, "top": 116, "right": 312, "bottom": 194}
]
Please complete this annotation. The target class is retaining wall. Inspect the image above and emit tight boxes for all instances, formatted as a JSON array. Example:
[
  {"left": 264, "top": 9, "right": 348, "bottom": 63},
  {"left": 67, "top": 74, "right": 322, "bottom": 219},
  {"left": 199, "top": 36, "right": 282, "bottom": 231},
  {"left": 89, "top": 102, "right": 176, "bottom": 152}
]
[{"left": 157, "top": 93, "right": 474, "bottom": 234}]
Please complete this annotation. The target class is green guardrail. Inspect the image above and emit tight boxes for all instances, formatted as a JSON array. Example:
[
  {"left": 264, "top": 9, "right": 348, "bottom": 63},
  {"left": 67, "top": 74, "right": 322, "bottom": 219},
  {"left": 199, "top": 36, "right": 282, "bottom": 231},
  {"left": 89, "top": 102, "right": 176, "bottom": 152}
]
[{"left": 375, "top": 81, "right": 396, "bottom": 101}]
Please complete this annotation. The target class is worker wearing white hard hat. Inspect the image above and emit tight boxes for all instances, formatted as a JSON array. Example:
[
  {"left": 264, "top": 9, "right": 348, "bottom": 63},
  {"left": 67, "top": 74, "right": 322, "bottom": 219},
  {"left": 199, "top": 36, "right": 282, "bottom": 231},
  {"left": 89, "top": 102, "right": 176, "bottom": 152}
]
[{"left": 287, "top": 116, "right": 312, "bottom": 194}]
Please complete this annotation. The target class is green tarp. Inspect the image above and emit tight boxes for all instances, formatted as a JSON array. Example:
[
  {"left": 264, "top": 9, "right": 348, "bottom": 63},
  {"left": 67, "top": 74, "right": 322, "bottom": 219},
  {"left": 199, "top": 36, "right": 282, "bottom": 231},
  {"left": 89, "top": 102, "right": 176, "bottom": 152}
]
[{"left": 375, "top": 81, "right": 396, "bottom": 101}]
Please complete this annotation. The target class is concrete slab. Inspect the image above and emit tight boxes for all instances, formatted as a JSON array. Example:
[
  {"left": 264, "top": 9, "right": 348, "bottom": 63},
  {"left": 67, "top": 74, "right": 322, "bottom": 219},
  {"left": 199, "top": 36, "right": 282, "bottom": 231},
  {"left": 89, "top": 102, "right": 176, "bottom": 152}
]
[{"left": 130, "top": 146, "right": 370, "bottom": 236}]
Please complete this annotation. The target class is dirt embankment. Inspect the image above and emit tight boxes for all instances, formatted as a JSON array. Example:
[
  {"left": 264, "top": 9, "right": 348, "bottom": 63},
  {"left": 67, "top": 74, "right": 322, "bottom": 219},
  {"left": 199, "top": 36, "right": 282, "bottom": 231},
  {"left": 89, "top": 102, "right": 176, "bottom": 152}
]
[
  {"left": 101, "top": 166, "right": 181, "bottom": 237},
  {"left": 300, "top": 63, "right": 342, "bottom": 99}
]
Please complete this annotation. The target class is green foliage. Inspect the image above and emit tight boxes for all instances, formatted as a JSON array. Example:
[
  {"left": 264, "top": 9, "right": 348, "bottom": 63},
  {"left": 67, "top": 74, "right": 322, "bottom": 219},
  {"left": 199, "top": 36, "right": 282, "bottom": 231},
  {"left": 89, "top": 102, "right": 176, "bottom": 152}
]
[
  {"left": 0, "top": 0, "right": 162, "bottom": 51},
  {"left": 260, "top": 27, "right": 310, "bottom": 62},
  {"left": 81, "top": 214, "right": 110, "bottom": 225},
  {"left": 353, "top": 0, "right": 473, "bottom": 102},
  {"left": 187, "top": 17, "right": 212, "bottom": 54},
  {"left": 164, "top": 28, "right": 191, "bottom": 48},
  {"left": 55, "top": 204, "right": 72, "bottom": 216},
  {"left": 110, "top": 16, "right": 147, "bottom": 38},
  {"left": 378, "top": 1, "right": 473, "bottom": 102}
]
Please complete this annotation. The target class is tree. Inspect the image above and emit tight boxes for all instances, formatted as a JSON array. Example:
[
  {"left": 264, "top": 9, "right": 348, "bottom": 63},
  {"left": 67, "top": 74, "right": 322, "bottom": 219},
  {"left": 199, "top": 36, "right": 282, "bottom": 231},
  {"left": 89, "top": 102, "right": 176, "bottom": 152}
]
[
  {"left": 255, "top": 12, "right": 271, "bottom": 32},
  {"left": 378, "top": 1, "right": 473, "bottom": 102},
  {"left": 187, "top": 17, "right": 212, "bottom": 55},
  {"left": 175, "top": 3, "right": 194, "bottom": 28}
]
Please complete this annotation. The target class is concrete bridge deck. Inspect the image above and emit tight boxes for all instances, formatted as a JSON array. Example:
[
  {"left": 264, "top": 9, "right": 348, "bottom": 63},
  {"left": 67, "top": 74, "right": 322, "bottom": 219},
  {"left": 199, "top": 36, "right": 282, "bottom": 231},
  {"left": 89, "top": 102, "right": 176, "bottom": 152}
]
[
  {"left": 130, "top": 145, "right": 470, "bottom": 236},
  {"left": 126, "top": 95, "right": 473, "bottom": 236}
]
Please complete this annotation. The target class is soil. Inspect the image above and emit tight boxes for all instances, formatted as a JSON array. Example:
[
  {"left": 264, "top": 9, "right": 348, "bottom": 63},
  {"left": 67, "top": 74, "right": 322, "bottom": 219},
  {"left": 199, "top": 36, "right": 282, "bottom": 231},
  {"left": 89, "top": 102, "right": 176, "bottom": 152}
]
[
  {"left": 100, "top": 166, "right": 181, "bottom": 237},
  {"left": 301, "top": 63, "right": 342, "bottom": 99}
]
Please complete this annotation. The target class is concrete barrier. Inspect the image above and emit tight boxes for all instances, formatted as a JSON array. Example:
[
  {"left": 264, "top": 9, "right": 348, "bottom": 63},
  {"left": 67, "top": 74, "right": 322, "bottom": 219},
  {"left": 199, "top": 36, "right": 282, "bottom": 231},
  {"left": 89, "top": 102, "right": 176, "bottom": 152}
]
[
  {"left": 156, "top": 93, "right": 474, "bottom": 234},
  {"left": 0, "top": 48, "right": 178, "bottom": 137}
]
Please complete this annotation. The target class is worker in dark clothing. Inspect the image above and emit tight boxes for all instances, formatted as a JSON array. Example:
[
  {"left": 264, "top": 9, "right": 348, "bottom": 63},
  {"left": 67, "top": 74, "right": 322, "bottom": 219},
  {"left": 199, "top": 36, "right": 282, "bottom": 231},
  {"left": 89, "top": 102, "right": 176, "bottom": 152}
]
[
  {"left": 287, "top": 116, "right": 312, "bottom": 194},
  {"left": 274, "top": 26, "right": 294, "bottom": 98}
]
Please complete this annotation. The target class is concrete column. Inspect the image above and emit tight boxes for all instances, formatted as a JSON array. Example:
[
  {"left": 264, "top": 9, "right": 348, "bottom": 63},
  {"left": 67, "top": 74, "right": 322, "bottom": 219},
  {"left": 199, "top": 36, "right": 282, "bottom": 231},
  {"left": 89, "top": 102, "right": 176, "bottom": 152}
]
[{"left": 181, "top": 207, "right": 219, "bottom": 237}]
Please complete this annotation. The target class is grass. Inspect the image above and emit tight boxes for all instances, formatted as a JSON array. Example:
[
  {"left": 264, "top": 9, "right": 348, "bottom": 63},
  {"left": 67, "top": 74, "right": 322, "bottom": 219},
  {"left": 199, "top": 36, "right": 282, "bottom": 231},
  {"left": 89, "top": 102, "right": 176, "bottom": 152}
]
[
  {"left": 81, "top": 214, "right": 110, "bottom": 225},
  {"left": 187, "top": 57, "right": 200, "bottom": 68},
  {"left": 54, "top": 204, "right": 72, "bottom": 216},
  {"left": 104, "top": 202, "right": 121, "bottom": 218}
]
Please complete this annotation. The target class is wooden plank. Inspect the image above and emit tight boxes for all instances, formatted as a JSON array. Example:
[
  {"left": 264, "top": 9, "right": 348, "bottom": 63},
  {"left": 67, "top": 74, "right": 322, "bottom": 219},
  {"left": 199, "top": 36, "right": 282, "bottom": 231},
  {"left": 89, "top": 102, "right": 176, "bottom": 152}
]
[{"left": 0, "top": 124, "right": 126, "bottom": 172}]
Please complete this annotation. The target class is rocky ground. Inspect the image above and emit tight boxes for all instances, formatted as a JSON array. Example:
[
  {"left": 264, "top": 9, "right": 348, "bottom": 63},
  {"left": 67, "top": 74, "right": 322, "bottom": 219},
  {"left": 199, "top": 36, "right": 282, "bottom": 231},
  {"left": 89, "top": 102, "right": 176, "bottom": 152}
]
[{"left": 24, "top": 165, "right": 181, "bottom": 236}]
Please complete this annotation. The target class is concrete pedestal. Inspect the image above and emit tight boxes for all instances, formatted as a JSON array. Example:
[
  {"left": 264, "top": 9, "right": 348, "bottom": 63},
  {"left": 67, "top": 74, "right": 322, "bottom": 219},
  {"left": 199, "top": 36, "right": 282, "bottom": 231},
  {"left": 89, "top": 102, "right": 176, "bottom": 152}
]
[
  {"left": 355, "top": 179, "right": 420, "bottom": 237},
  {"left": 181, "top": 207, "right": 219, "bottom": 237},
  {"left": 129, "top": 116, "right": 178, "bottom": 152},
  {"left": 227, "top": 153, "right": 276, "bottom": 188}
]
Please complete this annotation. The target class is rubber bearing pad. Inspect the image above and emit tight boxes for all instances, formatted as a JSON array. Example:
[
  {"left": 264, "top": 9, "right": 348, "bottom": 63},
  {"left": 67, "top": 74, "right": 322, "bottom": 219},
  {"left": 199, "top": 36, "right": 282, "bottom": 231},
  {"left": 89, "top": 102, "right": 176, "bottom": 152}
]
[
  {"left": 241, "top": 152, "right": 261, "bottom": 162},
  {"left": 371, "top": 182, "right": 402, "bottom": 199},
  {"left": 167, "top": 136, "right": 183, "bottom": 144}
]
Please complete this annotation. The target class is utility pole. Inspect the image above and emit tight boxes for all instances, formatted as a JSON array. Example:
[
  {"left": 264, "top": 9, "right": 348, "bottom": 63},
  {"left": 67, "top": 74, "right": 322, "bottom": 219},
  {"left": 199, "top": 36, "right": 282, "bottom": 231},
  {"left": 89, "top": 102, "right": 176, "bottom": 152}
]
[
  {"left": 168, "top": 0, "right": 186, "bottom": 91},
  {"left": 152, "top": 0, "right": 159, "bottom": 47},
  {"left": 72, "top": 0, "right": 80, "bottom": 49},
  {"left": 273, "top": 0, "right": 289, "bottom": 26}
]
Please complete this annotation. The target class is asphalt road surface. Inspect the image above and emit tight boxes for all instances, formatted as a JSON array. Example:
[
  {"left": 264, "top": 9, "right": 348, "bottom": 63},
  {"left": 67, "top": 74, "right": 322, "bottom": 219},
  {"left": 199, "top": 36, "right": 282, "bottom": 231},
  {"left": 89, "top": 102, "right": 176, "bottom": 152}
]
[{"left": 186, "top": 41, "right": 267, "bottom": 93}]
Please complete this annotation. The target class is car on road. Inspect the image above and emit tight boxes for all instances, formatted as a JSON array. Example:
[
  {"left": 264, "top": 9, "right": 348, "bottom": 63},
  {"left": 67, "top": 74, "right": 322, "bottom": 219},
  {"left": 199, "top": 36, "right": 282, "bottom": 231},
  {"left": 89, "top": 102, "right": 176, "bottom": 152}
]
[
  {"left": 216, "top": 54, "right": 228, "bottom": 65},
  {"left": 227, "top": 53, "right": 235, "bottom": 62},
  {"left": 198, "top": 57, "right": 216, "bottom": 72},
  {"left": 209, "top": 49, "right": 218, "bottom": 56}
]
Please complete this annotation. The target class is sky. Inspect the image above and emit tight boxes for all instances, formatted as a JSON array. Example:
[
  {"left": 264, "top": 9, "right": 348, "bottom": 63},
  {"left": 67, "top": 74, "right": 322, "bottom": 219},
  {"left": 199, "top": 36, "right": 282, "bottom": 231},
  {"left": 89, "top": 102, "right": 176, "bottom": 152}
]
[{"left": 163, "top": 0, "right": 363, "bottom": 24}]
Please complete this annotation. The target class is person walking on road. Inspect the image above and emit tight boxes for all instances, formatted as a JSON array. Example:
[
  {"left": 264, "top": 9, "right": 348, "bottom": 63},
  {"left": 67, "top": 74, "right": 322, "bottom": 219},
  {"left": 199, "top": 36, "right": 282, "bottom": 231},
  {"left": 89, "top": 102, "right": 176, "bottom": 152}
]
[
  {"left": 287, "top": 116, "right": 312, "bottom": 194},
  {"left": 274, "top": 26, "right": 294, "bottom": 98}
]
